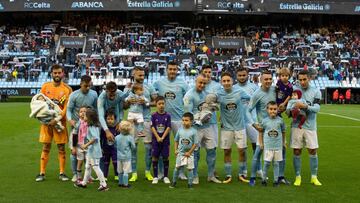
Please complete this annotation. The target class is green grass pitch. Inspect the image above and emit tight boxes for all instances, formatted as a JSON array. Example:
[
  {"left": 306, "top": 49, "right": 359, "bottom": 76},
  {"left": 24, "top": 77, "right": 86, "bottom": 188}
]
[{"left": 0, "top": 103, "right": 359, "bottom": 202}]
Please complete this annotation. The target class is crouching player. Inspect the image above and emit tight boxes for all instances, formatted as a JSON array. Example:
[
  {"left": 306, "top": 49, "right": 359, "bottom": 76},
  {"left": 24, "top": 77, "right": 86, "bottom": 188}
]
[
  {"left": 170, "top": 112, "right": 198, "bottom": 189},
  {"left": 259, "top": 101, "right": 286, "bottom": 187}
]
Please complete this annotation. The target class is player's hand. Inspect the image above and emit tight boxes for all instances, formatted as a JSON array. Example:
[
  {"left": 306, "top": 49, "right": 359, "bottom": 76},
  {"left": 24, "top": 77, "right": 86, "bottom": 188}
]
[
  {"left": 116, "top": 123, "right": 121, "bottom": 132},
  {"left": 128, "top": 97, "right": 137, "bottom": 105},
  {"left": 69, "top": 120, "right": 76, "bottom": 127},
  {"left": 71, "top": 148, "right": 77, "bottom": 155},
  {"left": 184, "top": 152, "right": 191, "bottom": 157},
  {"left": 48, "top": 119, "right": 57, "bottom": 126},
  {"left": 259, "top": 144, "right": 264, "bottom": 150},
  {"left": 253, "top": 124, "right": 262, "bottom": 132},
  {"left": 80, "top": 145, "right": 87, "bottom": 150},
  {"left": 106, "top": 130, "right": 115, "bottom": 142},
  {"left": 137, "top": 98, "right": 145, "bottom": 105},
  {"left": 175, "top": 150, "right": 178, "bottom": 156},
  {"left": 294, "top": 102, "right": 307, "bottom": 109},
  {"left": 278, "top": 104, "right": 286, "bottom": 112},
  {"left": 157, "top": 137, "right": 162, "bottom": 143}
]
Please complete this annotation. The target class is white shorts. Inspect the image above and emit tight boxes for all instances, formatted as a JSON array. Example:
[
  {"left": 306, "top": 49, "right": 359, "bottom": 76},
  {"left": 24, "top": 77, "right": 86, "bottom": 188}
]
[
  {"left": 117, "top": 160, "right": 131, "bottom": 174},
  {"left": 175, "top": 154, "right": 194, "bottom": 169},
  {"left": 86, "top": 157, "right": 100, "bottom": 166},
  {"left": 290, "top": 128, "right": 319, "bottom": 149},
  {"left": 197, "top": 124, "right": 217, "bottom": 149},
  {"left": 246, "top": 124, "right": 258, "bottom": 144},
  {"left": 76, "top": 147, "right": 86, "bottom": 161},
  {"left": 134, "top": 121, "right": 152, "bottom": 143},
  {"left": 127, "top": 112, "right": 144, "bottom": 123},
  {"left": 171, "top": 121, "right": 182, "bottom": 136},
  {"left": 264, "top": 149, "right": 283, "bottom": 162},
  {"left": 220, "top": 129, "right": 247, "bottom": 149}
]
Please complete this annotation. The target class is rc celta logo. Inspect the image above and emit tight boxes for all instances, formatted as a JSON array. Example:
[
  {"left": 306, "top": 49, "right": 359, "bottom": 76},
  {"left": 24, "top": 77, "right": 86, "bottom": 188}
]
[
  {"left": 24, "top": 0, "right": 51, "bottom": 9},
  {"left": 71, "top": 1, "right": 104, "bottom": 8}
]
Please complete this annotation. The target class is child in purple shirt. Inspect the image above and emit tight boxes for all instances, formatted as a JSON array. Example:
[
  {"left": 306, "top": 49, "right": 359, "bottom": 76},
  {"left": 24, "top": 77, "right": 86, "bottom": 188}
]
[
  {"left": 276, "top": 67, "right": 293, "bottom": 114},
  {"left": 151, "top": 96, "right": 172, "bottom": 184}
]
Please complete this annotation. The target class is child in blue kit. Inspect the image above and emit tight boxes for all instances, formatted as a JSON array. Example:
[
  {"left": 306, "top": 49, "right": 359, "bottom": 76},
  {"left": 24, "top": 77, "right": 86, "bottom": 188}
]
[
  {"left": 259, "top": 101, "right": 286, "bottom": 187},
  {"left": 170, "top": 112, "right": 198, "bottom": 189},
  {"left": 115, "top": 120, "right": 136, "bottom": 188},
  {"left": 100, "top": 109, "right": 119, "bottom": 181}
]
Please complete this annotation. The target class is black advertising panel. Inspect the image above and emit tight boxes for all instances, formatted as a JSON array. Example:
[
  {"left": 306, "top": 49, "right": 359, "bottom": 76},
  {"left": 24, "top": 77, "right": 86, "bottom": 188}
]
[
  {"left": 60, "top": 36, "right": 86, "bottom": 49},
  {"left": 0, "top": 87, "right": 41, "bottom": 96},
  {"left": 265, "top": 0, "right": 360, "bottom": 15},
  {"left": 212, "top": 37, "right": 245, "bottom": 49},
  {"left": 200, "top": 0, "right": 266, "bottom": 13}
]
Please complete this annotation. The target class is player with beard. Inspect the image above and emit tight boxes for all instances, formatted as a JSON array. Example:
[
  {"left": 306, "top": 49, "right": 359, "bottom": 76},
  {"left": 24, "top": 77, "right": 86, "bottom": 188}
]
[{"left": 35, "top": 64, "right": 72, "bottom": 182}]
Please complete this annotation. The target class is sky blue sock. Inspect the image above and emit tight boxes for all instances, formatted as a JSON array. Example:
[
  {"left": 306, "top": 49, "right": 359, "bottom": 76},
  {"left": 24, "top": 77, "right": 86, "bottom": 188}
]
[
  {"left": 172, "top": 168, "right": 179, "bottom": 183},
  {"left": 194, "top": 150, "right": 200, "bottom": 177},
  {"left": 263, "top": 161, "right": 271, "bottom": 181},
  {"left": 188, "top": 169, "right": 194, "bottom": 186},
  {"left": 273, "top": 161, "right": 280, "bottom": 182},
  {"left": 250, "top": 146, "right": 261, "bottom": 178},
  {"left": 206, "top": 148, "right": 216, "bottom": 177},
  {"left": 309, "top": 154, "right": 318, "bottom": 176},
  {"left": 119, "top": 173, "right": 124, "bottom": 185},
  {"left": 293, "top": 155, "right": 301, "bottom": 176},
  {"left": 144, "top": 144, "right": 152, "bottom": 171},
  {"left": 123, "top": 173, "right": 129, "bottom": 186},
  {"left": 224, "top": 162, "right": 232, "bottom": 177},
  {"left": 238, "top": 161, "right": 246, "bottom": 176},
  {"left": 243, "top": 150, "right": 248, "bottom": 175},
  {"left": 279, "top": 146, "right": 286, "bottom": 177},
  {"left": 70, "top": 154, "right": 77, "bottom": 175},
  {"left": 131, "top": 145, "right": 138, "bottom": 172}
]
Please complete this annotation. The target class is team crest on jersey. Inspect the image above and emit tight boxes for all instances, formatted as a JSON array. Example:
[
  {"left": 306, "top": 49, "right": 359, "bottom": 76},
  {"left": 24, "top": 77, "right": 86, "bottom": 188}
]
[
  {"left": 157, "top": 124, "right": 165, "bottom": 133},
  {"left": 225, "top": 103, "right": 237, "bottom": 111},
  {"left": 165, "top": 91, "right": 176, "bottom": 100},
  {"left": 278, "top": 91, "right": 285, "bottom": 99},
  {"left": 181, "top": 138, "right": 190, "bottom": 145},
  {"left": 268, "top": 129, "right": 279, "bottom": 137}
]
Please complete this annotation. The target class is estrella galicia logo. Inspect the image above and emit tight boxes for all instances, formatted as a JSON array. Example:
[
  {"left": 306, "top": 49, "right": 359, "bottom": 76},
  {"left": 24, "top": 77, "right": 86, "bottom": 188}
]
[
  {"left": 225, "top": 103, "right": 237, "bottom": 111},
  {"left": 71, "top": 1, "right": 104, "bottom": 9},
  {"left": 0, "top": 3, "right": 4, "bottom": 10},
  {"left": 268, "top": 129, "right": 279, "bottom": 138},
  {"left": 164, "top": 91, "right": 176, "bottom": 100},
  {"left": 355, "top": 6, "right": 360, "bottom": 12}
]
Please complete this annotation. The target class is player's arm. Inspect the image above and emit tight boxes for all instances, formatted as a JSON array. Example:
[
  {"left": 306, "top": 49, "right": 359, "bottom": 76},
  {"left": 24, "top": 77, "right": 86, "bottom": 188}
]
[
  {"left": 81, "top": 138, "right": 96, "bottom": 150},
  {"left": 161, "top": 115, "right": 171, "bottom": 140},
  {"left": 249, "top": 92, "right": 260, "bottom": 124},
  {"left": 92, "top": 91, "right": 98, "bottom": 110},
  {"left": 60, "top": 87, "right": 72, "bottom": 119},
  {"left": 66, "top": 93, "right": 76, "bottom": 126},
  {"left": 174, "top": 132, "right": 179, "bottom": 155},
  {"left": 97, "top": 95, "right": 108, "bottom": 131},
  {"left": 151, "top": 126, "right": 162, "bottom": 142},
  {"left": 280, "top": 95, "right": 291, "bottom": 112},
  {"left": 306, "top": 90, "right": 321, "bottom": 113},
  {"left": 281, "top": 120, "right": 286, "bottom": 147},
  {"left": 259, "top": 131, "right": 264, "bottom": 150},
  {"left": 183, "top": 92, "right": 194, "bottom": 113}
]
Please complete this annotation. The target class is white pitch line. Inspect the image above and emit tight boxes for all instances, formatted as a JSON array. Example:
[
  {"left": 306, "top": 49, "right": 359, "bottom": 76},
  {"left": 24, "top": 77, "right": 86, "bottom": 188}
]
[
  {"left": 319, "top": 112, "right": 360, "bottom": 122},
  {"left": 317, "top": 125, "right": 360, "bottom": 128}
]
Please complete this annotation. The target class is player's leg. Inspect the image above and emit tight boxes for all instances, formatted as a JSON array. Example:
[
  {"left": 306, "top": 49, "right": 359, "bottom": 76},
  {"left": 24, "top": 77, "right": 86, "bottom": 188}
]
[
  {"left": 101, "top": 151, "right": 111, "bottom": 179},
  {"left": 246, "top": 124, "right": 258, "bottom": 152},
  {"left": 249, "top": 145, "right": 262, "bottom": 186},
  {"left": 221, "top": 130, "right": 233, "bottom": 183},
  {"left": 143, "top": 121, "right": 153, "bottom": 181},
  {"left": 172, "top": 121, "right": 186, "bottom": 180},
  {"left": 162, "top": 143, "right": 170, "bottom": 184},
  {"left": 122, "top": 161, "right": 131, "bottom": 187},
  {"left": 262, "top": 160, "right": 270, "bottom": 186},
  {"left": 110, "top": 147, "right": 118, "bottom": 179},
  {"left": 205, "top": 127, "right": 221, "bottom": 183},
  {"left": 130, "top": 143, "right": 138, "bottom": 182},
  {"left": 193, "top": 149, "right": 200, "bottom": 184},
  {"left": 278, "top": 146, "right": 290, "bottom": 185},
  {"left": 273, "top": 161, "right": 280, "bottom": 187},
  {"left": 152, "top": 156, "right": 159, "bottom": 184},
  {"left": 118, "top": 160, "right": 124, "bottom": 186},
  {"left": 92, "top": 159, "right": 107, "bottom": 188},
  {"left": 57, "top": 144, "right": 69, "bottom": 181},
  {"left": 69, "top": 132, "right": 77, "bottom": 182},
  {"left": 305, "top": 130, "right": 321, "bottom": 186},
  {"left": 236, "top": 130, "right": 248, "bottom": 183},
  {"left": 80, "top": 158, "right": 92, "bottom": 186}
]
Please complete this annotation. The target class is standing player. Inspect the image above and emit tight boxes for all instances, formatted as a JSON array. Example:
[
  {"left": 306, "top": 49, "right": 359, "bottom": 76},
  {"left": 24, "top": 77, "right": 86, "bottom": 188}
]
[
  {"left": 66, "top": 75, "right": 98, "bottom": 182},
  {"left": 235, "top": 67, "right": 259, "bottom": 152},
  {"left": 97, "top": 81, "right": 129, "bottom": 145},
  {"left": 125, "top": 67, "right": 157, "bottom": 182},
  {"left": 35, "top": 64, "right": 72, "bottom": 182},
  {"left": 217, "top": 72, "right": 250, "bottom": 183},
  {"left": 287, "top": 70, "right": 322, "bottom": 186},
  {"left": 153, "top": 61, "right": 189, "bottom": 180},
  {"left": 184, "top": 74, "right": 222, "bottom": 184}
]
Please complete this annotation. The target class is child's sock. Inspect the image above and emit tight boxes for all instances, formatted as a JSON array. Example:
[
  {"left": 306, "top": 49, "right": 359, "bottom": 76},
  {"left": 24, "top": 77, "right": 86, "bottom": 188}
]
[
  {"left": 58, "top": 147, "right": 66, "bottom": 174},
  {"left": 93, "top": 165, "right": 107, "bottom": 187},
  {"left": 131, "top": 145, "right": 138, "bottom": 172},
  {"left": 263, "top": 161, "right": 271, "bottom": 181},
  {"left": 188, "top": 169, "right": 194, "bottom": 186},
  {"left": 273, "top": 161, "right": 280, "bottom": 182},
  {"left": 119, "top": 173, "right": 124, "bottom": 185},
  {"left": 123, "top": 173, "right": 129, "bottom": 186},
  {"left": 206, "top": 148, "right": 216, "bottom": 177},
  {"left": 144, "top": 144, "right": 152, "bottom": 171},
  {"left": 279, "top": 147, "right": 286, "bottom": 177},
  {"left": 163, "top": 159, "right": 169, "bottom": 178},
  {"left": 152, "top": 160, "right": 158, "bottom": 178},
  {"left": 172, "top": 168, "right": 179, "bottom": 184},
  {"left": 76, "top": 170, "right": 82, "bottom": 180}
]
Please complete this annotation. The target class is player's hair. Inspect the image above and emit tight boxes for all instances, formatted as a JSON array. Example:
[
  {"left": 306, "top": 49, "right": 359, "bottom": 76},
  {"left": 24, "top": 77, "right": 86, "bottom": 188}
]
[
  {"left": 261, "top": 69, "right": 272, "bottom": 75},
  {"left": 86, "top": 109, "right": 100, "bottom": 127},
  {"left": 133, "top": 66, "right": 144, "bottom": 72},
  {"left": 298, "top": 70, "right": 310, "bottom": 77},
  {"left": 79, "top": 105, "right": 92, "bottom": 111},
  {"left": 80, "top": 75, "right": 92, "bottom": 84},
  {"left": 51, "top": 64, "right": 64, "bottom": 72},
  {"left": 267, "top": 101, "right": 277, "bottom": 108},
  {"left": 236, "top": 67, "right": 249, "bottom": 73},
  {"left": 221, "top": 72, "right": 232, "bottom": 79},
  {"left": 167, "top": 61, "right": 178, "bottom": 68},
  {"left": 183, "top": 112, "right": 194, "bottom": 121},
  {"left": 279, "top": 67, "right": 291, "bottom": 76},
  {"left": 155, "top": 95, "right": 165, "bottom": 103},
  {"left": 201, "top": 64, "right": 212, "bottom": 73},
  {"left": 132, "top": 83, "right": 143, "bottom": 93},
  {"left": 106, "top": 81, "right": 117, "bottom": 92}
]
